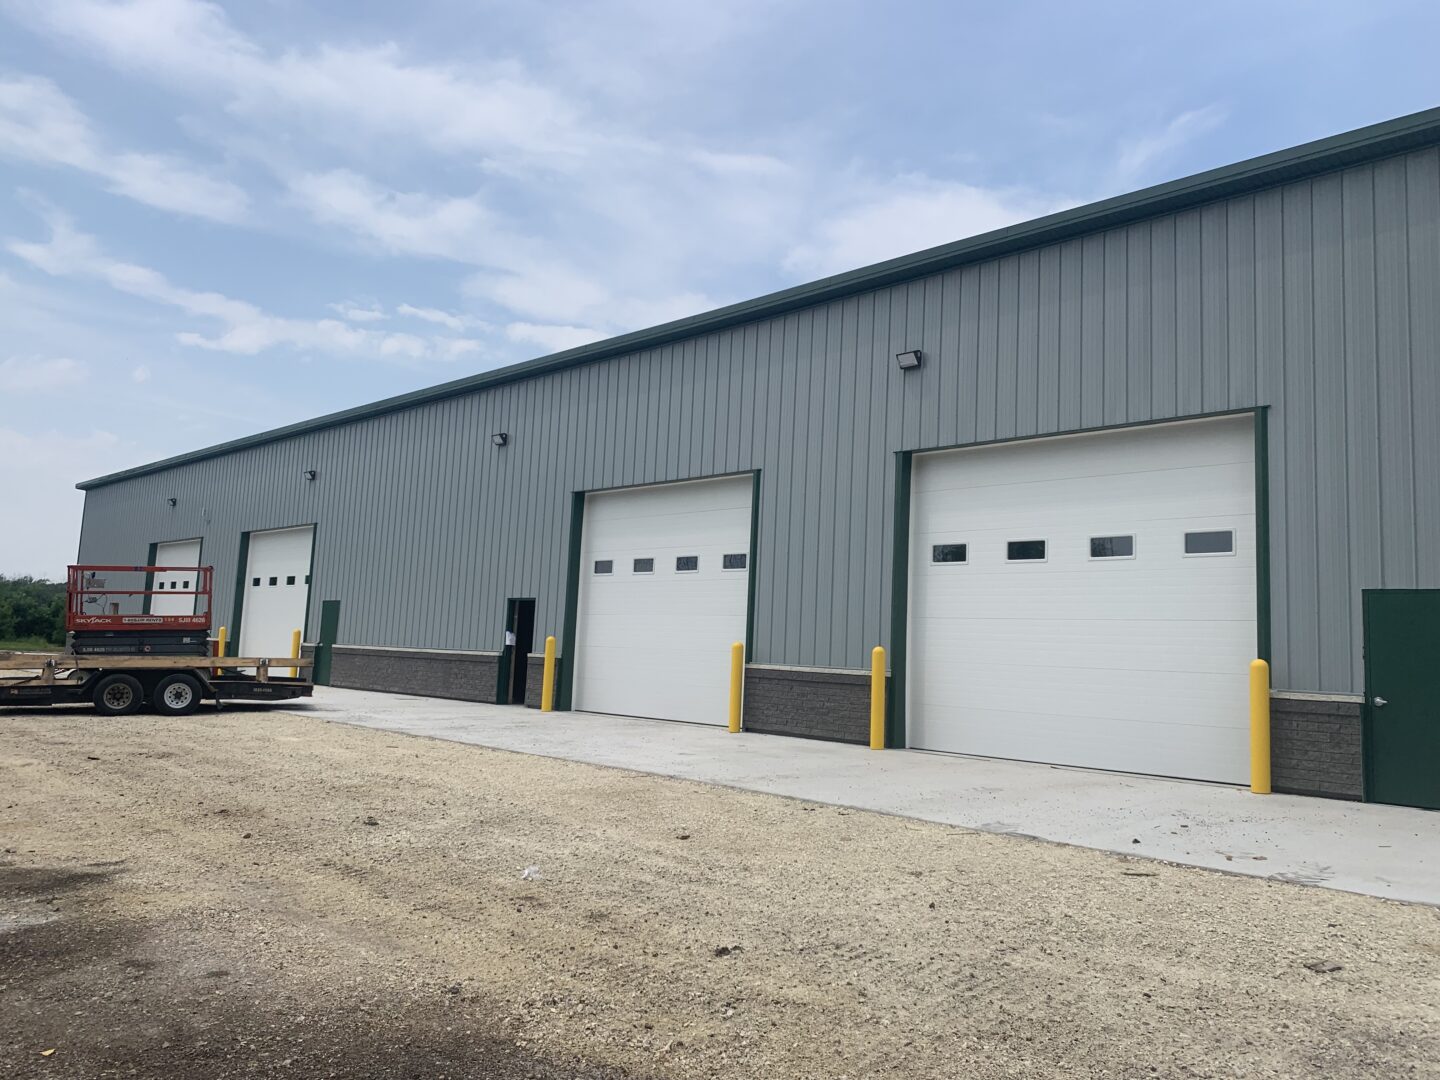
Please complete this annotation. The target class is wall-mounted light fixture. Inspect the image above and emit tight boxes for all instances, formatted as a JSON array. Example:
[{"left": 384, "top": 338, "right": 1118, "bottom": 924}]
[
  {"left": 896, "top": 349, "right": 923, "bottom": 370},
  {"left": 167, "top": 497, "right": 178, "bottom": 507},
  {"left": 491, "top": 432, "right": 509, "bottom": 447},
  {"left": 304, "top": 469, "right": 318, "bottom": 481}
]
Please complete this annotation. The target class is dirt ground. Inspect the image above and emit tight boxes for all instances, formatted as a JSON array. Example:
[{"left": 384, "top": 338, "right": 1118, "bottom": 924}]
[{"left": 1, "top": 706, "right": 1437, "bottom": 1080}]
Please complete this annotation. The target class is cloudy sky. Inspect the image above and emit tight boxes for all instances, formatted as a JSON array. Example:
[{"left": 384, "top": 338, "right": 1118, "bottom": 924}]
[{"left": 2, "top": 0, "right": 1438, "bottom": 577}]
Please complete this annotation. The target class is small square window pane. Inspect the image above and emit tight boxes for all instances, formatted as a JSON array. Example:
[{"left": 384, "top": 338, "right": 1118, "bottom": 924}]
[
  {"left": 722, "top": 553, "right": 747, "bottom": 570},
  {"left": 1090, "top": 535, "right": 1134, "bottom": 559},
  {"left": 676, "top": 555, "right": 699, "bottom": 572},
  {"left": 286, "top": 575, "right": 296, "bottom": 585},
  {"left": 182, "top": 580, "right": 190, "bottom": 589},
  {"left": 1007, "top": 540, "right": 1046, "bottom": 561},
  {"left": 931, "top": 543, "right": 967, "bottom": 564},
  {"left": 1184, "top": 530, "right": 1234, "bottom": 555},
  {"left": 593, "top": 560, "right": 613, "bottom": 574},
  {"left": 268, "top": 576, "right": 278, "bottom": 586},
  {"left": 252, "top": 577, "right": 261, "bottom": 587},
  {"left": 633, "top": 558, "right": 654, "bottom": 573}
]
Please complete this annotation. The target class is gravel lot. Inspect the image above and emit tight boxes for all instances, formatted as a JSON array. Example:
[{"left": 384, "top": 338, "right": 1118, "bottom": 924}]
[{"left": 2, "top": 705, "right": 1438, "bottom": 1079}]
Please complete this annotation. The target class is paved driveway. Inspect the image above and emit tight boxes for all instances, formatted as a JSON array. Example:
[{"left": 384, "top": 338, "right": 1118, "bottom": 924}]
[{"left": 303, "top": 687, "right": 1439, "bottom": 906}]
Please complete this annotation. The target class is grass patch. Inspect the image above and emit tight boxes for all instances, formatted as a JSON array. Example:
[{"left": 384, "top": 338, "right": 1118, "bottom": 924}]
[{"left": 0, "top": 637, "right": 63, "bottom": 653}]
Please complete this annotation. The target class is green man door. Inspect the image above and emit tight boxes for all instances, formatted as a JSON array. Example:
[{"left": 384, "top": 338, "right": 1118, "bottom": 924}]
[{"left": 1363, "top": 590, "right": 1440, "bottom": 810}]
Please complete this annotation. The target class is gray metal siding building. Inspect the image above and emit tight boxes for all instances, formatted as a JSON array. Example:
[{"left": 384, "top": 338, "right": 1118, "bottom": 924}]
[{"left": 77, "top": 108, "right": 1440, "bottom": 808}]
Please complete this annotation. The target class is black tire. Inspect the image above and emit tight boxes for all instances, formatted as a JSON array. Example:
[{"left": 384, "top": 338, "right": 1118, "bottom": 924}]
[
  {"left": 151, "top": 673, "right": 203, "bottom": 717},
  {"left": 92, "top": 673, "right": 144, "bottom": 716}
]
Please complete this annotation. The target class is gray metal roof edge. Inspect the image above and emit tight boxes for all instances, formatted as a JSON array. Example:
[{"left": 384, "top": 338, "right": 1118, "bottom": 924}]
[{"left": 78, "top": 104, "right": 1440, "bottom": 490}]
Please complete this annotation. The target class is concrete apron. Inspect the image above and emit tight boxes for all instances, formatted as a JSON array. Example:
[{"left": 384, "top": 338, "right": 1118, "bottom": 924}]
[{"left": 296, "top": 687, "right": 1439, "bottom": 907}]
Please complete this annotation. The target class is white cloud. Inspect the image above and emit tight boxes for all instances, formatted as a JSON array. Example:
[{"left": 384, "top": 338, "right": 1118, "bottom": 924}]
[
  {"left": 468, "top": 264, "right": 715, "bottom": 332},
  {"left": 505, "top": 322, "right": 607, "bottom": 353},
  {"left": 0, "top": 74, "right": 248, "bottom": 222},
  {"left": 6, "top": 208, "right": 478, "bottom": 360},
  {"left": 8, "top": 0, "right": 599, "bottom": 165},
  {"left": 396, "top": 303, "right": 467, "bottom": 331},
  {"left": 1, "top": 0, "right": 1088, "bottom": 373},
  {"left": 1114, "top": 105, "right": 1227, "bottom": 187},
  {"left": 328, "top": 301, "right": 388, "bottom": 322},
  {"left": 437, "top": 338, "right": 483, "bottom": 361},
  {"left": 0, "top": 355, "right": 86, "bottom": 391},
  {"left": 130, "top": 363, "right": 151, "bottom": 382},
  {"left": 289, "top": 170, "right": 501, "bottom": 260},
  {"left": 784, "top": 178, "right": 1070, "bottom": 280}
]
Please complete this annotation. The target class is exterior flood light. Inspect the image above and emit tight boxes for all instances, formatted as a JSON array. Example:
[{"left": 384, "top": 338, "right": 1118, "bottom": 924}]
[
  {"left": 896, "top": 350, "right": 923, "bottom": 370},
  {"left": 304, "top": 469, "right": 317, "bottom": 481},
  {"left": 167, "top": 497, "right": 177, "bottom": 507},
  {"left": 492, "top": 432, "right": 509, "bottom": 447}
]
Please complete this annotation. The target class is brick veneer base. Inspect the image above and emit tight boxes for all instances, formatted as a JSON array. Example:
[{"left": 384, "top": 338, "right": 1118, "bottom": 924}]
[
  {"left": 328, "top": 646, "right": 500, "bottom": 704},
  {"left": 1270, "top": 694, "right": 1364, "bottom": 800},
  {"left": 742, "top": 665, "right": 870, "bottom": 744}
]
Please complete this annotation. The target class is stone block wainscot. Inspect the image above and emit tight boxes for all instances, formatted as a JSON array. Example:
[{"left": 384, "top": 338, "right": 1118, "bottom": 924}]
[
  {"left": 742, "top": 665, "right": 871, "bottom": 744},
  {"left": 328, "top": 646, "right": 501, "bottom": 704},
  {"left": 1270, "top": 694, "right": 1365, "bottom": 801}
]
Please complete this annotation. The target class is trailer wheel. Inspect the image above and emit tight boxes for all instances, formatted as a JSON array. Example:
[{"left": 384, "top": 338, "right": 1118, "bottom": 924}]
[
  {"left": 92, "top": 673, "right": 144, "bottom": 716},
  {"left": 152, "top": 673, "right": 203, "bottom": 717}
]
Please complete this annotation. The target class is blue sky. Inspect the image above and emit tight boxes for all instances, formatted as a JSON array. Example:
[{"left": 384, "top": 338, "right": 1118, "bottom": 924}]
[{"left": 1, "top": 0, "right": 1438, "bottom": 577}]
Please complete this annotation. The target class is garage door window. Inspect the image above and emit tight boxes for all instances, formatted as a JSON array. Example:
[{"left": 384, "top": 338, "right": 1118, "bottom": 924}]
[
  {"left": 932, "top": 543, "right": 968, "bottom": 564},
  {"left": 676, "top": 556, "right": 699, "bottom": 572},
  {"left": 722, "top": 553, "right": 747, "bottom": 570},
  {"left": 633, "top": 558, "right": 654, "bottom": 574},
  {"left": 1089, "top": 535, "right": 1135, "bottom": 560},
  {"left": 594, "top": 560, "right": 614, "bottom": 574},
  {"left": 1006, "top": 540, "right": 1047, "bottom": 562},
  {"left": 1183, "top": 530, "right": 1235, "bottom": 556}
]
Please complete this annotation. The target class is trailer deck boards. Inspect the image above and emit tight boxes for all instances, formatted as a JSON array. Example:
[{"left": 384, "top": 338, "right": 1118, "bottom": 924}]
[{"left": 0, "top": 653, "right": 313, "bottom": 671}]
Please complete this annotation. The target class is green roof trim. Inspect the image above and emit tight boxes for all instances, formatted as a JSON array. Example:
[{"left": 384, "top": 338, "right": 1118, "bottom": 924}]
[{"left": 78, "top": 105, "right": 1440, "bottom": 490}]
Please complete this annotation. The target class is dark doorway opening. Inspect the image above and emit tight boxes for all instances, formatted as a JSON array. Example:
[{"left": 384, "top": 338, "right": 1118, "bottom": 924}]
[{"left": 498, "top": 598, "right": 536, "bottom": 705}]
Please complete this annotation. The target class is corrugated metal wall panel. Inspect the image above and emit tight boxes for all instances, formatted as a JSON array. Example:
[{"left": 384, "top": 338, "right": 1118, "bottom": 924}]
[{"left": 77, "top": 149, "right": 1440, "bottom": 695}]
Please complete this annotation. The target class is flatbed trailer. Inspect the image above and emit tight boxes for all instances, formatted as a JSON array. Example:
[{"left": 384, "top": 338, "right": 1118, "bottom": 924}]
[{"left": 0, "top": 653, "right": 314, "bottom": 715}]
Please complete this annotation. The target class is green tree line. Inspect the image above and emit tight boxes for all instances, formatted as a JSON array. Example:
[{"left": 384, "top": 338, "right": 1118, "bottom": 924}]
[{"left": 0, "top": 575, "right": 66, "bottom": 647}]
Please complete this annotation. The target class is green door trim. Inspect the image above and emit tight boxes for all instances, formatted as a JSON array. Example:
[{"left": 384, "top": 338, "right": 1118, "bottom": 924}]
[
  {"left": 1253, "top": 407, "right": 1272, "bottom": 664},
  {"left": 886, "top": 451, "right": 913, "bottom": 749},
  {"left": 745, "top": 469, "right": 761, "bottom": 661},
  {"left": 229, "top": 530, "right": 251, "bottom": 650},
  {"left": 142, "top": 541, "right": 158, "bottom": 615},
  {"left": 556, "top": 491, "right": 586, "bottom": 711}
]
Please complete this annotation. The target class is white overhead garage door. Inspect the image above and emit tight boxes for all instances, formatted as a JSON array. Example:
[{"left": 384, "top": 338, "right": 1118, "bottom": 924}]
[
  {"left": 238, "top": 525, "right": 314, "bottom": 660},
  {"left": 151, "top": 538, "right": 202, "bottom": 616},
  {"left": 908, "top": 415, "right": 1256, "bottom": 783},
  {"left": 574, "top": 476, "right": 752, "bottom": 725}
]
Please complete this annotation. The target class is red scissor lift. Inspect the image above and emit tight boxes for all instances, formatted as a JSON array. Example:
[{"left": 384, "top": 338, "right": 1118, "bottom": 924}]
[
  {"left": 0, "top": 564, "right": 313, "bottom": 715},
  {"left": 68, "top": 564, "right": 214, "bottom": 655}
]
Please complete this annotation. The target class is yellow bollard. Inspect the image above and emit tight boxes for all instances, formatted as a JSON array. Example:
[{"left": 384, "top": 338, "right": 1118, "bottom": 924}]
[
  {"left": 1250, "top": 659, "right": 1271, "bottom": 794},
  {"left": 214, "top": 625, "right": 227, "bottom": 676},
  {"left": 728, "top": 641, "right": 744, "bottom": 732},
  {"left": 289, "top": 628, "right": 302, "bottom": 679},
  {"left": 540, "top": 635, "right": 557, "bottom": 712},
  {"left": 870, "top": 645, "right": 886, "bottom": 750}
]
